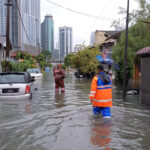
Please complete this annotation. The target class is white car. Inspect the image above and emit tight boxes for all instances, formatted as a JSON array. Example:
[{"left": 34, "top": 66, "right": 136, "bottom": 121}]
[
  {"left": 0, "top": 72, "right": 33, "bottom": 100},
  {"left": 27, "top": 68, "right": 43, "bottom": 80}
]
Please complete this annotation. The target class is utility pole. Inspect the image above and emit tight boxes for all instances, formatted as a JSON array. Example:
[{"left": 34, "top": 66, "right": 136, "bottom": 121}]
[
  {"left": 5, "top": 0, "right": 12, "bottom": 72},
  {"left": 123, "top": 0, "right": 130, "bottom": 99}
]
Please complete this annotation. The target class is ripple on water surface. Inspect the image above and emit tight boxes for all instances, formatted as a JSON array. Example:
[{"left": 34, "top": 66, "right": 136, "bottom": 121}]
[{"left": 0, "top": 72, "right": 150, "bottom": 150}]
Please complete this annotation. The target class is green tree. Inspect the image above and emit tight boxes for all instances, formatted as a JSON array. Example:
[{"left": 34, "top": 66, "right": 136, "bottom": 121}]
[
  {"left": 112, "top": 0, "right": 150, "bottom": 84},
  {"left": 1, "top": 51, "right": 35, "bottom": 72},
  {"left": 70, "top": 46, "right": 99, "bottom": 76},
  {"left": 112, "top": 33, "right": 135, "bottom": 83},
  {"left": 36, "top": 53, "right": 45, "bottom": 62},
  {"left": 42, "top": 50, "right": 51, "bottom": 60},
  {"left": 64, "top": 54, "right": 75, "bottom": 68},
  {"left": 36, "top": 51, "right": 52, "bottom": 70}
]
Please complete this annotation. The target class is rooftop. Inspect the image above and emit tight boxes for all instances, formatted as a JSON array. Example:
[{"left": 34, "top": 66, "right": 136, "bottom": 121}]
[
  {"left": 95, "top": 30, "right": 120, "bottom": 36},
  {"left": 136, "top": 46, "right": 150, "bottom": 56},
  {"left": 45, "top": 14, "right": 53, "bottom": 18},
  {"left": 10, "top": 51, "right": 35, "bottom": 57},
  {"left": 105, "top": 31, "right": 122, "bottom": 41},
  {"left": 59, "top": 26, "right": 72, "bottom": 29}
]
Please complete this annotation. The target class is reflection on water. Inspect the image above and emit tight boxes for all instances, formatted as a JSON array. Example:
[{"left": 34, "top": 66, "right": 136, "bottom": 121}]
[
  {"left": 90, "top": 118, "right": 112, "bottom": 149},
  {"left": 0, "top": 71, "right": 150, "bottom": 150},
  {"left": 54, "top": 93, "right": 65, "bottom": 108},
  {"left": 25, "top": 104, "right": 32, "bottom": 114}
]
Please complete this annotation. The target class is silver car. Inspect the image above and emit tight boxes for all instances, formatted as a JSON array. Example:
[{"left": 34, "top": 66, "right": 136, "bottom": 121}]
[
  {"left": 27, "top": 68, "right": 43, "bottom": 80},
  {"left": 0, "top": 72, "right": 34, "bottom": 100}
]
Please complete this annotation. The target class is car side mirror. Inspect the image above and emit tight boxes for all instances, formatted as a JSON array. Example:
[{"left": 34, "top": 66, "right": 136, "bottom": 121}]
[{"left": 30, "top": 78, "right": 35, "bottom": 82}]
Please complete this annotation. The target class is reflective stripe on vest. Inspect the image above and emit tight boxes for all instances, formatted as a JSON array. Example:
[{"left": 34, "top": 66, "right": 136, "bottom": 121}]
[
  {"left": 90, "top": 94, "right": 95, "bottom": 97},
  {"left": 90, "top": 91, "right": 96, "bottom": 93},
  {"left": 93, "top": 99, "right": 112, "bottom": 102},
  {"left": 97, "top": 85, "right": 112, "bottom": 90}
]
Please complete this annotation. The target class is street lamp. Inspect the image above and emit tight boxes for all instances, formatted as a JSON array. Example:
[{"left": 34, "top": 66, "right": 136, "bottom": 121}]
[{"left": 123, "top": 0, "right": 130, "bottom": 99}]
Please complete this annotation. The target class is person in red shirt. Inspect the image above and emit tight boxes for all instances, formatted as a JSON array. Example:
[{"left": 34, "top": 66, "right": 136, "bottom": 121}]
[{"left": 53, "top": 64, "right": 66, "bottom": 92}]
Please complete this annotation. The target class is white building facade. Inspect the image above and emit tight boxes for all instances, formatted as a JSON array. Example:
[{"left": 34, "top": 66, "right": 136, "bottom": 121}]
[
  {"left": 59, "top": 26, "right": 72, "bottom": 59},
  {"left": 21, "top": 0, "right": 40, "bottom": 46},
  {"left": 0, "top": 0, "right": 41, "bottom": 55},
  {"left": 11, "top": 0, "right": 41, "bottom": 55},
  {"left": 20, "top": 0, "right": 41, "bottom": 54}
]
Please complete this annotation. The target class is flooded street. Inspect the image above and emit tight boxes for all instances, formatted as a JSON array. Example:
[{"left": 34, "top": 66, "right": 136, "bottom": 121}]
[{"left": 0, "top": 71, "right": 150, "bottom": 150}]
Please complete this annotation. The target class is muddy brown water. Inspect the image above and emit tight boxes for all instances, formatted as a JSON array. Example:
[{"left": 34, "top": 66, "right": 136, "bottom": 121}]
[{"left": 0, "top": 72, "right": 150, "bottom": 150}]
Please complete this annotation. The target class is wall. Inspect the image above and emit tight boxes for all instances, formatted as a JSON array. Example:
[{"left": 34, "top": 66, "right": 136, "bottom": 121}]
[
  {"left": 95, "top": 31, "right": 107, "bottom": 46},
  {"left": 141, "top": 57, "right": 150, "bottom": 105}
]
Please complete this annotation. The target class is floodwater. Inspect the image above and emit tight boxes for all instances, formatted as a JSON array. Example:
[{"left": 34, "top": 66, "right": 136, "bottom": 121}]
[{"left": 0, "top": 71, "right": 150, "bottom": 150}]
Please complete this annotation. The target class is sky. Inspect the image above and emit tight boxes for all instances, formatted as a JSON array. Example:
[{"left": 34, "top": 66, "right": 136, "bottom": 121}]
[{"left": 41, "top": 0, "right": 139, "bottom": 48}]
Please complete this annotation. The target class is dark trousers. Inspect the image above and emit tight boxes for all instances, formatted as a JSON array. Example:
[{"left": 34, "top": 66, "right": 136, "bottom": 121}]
[{"left": 55, "top": 78, "right": 65, "bottom": 92}]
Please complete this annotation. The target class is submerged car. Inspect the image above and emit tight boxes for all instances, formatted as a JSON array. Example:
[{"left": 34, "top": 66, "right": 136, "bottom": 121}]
[
  {"left": 27, "top": 68, "right": 43, "bottom": 80},
  {"left": 0, "top": 72, "right": 33, "bottom": 100}
]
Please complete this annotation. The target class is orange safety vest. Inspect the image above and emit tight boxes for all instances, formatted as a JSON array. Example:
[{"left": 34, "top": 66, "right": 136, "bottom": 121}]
[{"left": 89, "top": 72, "right": 112, "bottom": 107}]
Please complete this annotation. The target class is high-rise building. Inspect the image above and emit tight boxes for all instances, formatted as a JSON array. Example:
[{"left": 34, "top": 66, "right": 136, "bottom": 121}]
[
  {"left": 22, "top": 0, "right": 41, "bottom": 46},
  {"left": 90, "top": 32, "right": 95, "bottom": 46},
  {"left": 11, "top": 0, "right": 19, "bottom": 48},
  {"left": 0, "top": 0, "right": 41, "bottom": 55},
  {"left": 0, "top": 0, "right": 12, "bottom": 40},
  {"left": 0, "top": 0, "right": 20, "bottom": 49},
  {"left": 11, "top": 0, "right": 41, "bottom": 55},
  {"left": 59, "top": 26, "right": 72, "bottom": 59},
  {"left": 0, "top": 0, "right": 7, "bottom": 36},
  {"left": 41, "top": 15, "right": 54, "bottom": 53}
]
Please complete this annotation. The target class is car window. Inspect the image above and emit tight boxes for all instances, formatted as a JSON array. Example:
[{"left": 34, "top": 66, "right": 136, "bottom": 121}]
[
  {"left": 0, "top": 74, "right": 26, "bottom": 84},
  {"left": 27, "top": 69, "right": 40, "bottom": 73}
]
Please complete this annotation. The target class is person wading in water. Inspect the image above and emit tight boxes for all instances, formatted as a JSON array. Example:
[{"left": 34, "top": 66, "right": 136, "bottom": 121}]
[
  {"left": 53, "top": 64, "right": 66, "bottom": 92},
  {"left": 89, "top": 65, "right": 112, "bottom": 118}
]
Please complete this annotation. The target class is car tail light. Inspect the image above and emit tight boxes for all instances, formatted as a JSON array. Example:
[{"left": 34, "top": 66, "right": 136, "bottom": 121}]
[{"left": 25, "top": 85, "right": 30, "bottom": 94}]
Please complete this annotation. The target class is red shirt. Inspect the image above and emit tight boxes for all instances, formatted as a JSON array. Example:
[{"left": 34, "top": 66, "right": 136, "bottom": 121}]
[{"left": 54, "top": 69, "right": 65, "bottom": 79}]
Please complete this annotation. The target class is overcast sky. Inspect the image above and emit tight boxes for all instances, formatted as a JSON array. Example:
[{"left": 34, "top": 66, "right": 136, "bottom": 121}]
[{"left": 41, "top": 0, "right": 139, "bottom": 48}]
